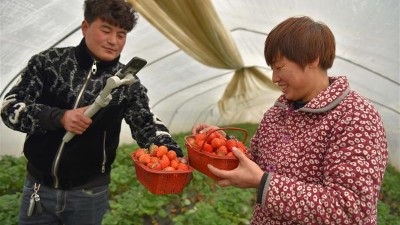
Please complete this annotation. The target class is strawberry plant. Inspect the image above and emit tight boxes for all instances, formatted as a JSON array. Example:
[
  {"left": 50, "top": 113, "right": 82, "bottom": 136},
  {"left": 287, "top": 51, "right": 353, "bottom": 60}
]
[{"left": 1, "top": 123, "right": 399, "bottom": 225}]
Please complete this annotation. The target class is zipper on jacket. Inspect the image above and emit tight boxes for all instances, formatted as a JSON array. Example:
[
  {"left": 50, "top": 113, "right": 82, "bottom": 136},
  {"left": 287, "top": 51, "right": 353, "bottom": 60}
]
[
  {"left": 102, "top": 131, "right": 107, "bottom": 173},
  {"left": 73, "top": 61, "right": 97, "bottom": 108},
  {"left": 52, "top": 61, "right": 97, "bottom": 188}
]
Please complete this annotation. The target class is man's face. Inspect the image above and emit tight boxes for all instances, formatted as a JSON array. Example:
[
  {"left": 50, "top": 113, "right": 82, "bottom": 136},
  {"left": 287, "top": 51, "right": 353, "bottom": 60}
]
[{"left": 82, "top": 18, "right": 127, "bottom": 61}]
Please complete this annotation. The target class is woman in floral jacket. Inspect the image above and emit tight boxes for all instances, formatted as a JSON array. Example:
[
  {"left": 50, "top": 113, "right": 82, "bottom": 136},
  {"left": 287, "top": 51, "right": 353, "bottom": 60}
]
[{"left": 193, "top": 16, "right": 388, "bottom": 224}]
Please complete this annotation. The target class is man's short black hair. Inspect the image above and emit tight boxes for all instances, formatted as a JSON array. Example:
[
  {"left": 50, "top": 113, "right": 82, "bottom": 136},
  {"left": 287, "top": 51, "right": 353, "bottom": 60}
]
[{"left": 84, "top": 0, "right": 138, "bottom": 32}]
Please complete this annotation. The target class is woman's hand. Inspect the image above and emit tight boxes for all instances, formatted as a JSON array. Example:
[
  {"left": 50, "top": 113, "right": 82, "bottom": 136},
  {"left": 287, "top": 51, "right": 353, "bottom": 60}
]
[
  {"left": 207, "top": 148, "right": 264, "bottom": 188},
  {"left": 191, "top": 123, "right": 220, "bottom": 135}
]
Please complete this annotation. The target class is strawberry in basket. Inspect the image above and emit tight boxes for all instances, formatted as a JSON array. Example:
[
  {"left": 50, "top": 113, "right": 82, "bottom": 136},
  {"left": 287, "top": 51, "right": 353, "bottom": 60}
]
[
  {"left": 133, "top": 145, "right": 190, "bottom": 171},
  {"left": 187, "top": 128, "right": 249, "bottom": 157},
  {"left": 131, "top": 144, "right": 193, "bottom": 194},
  {"left": 185, "top": 127, "right": 249, "bottom": 180}
]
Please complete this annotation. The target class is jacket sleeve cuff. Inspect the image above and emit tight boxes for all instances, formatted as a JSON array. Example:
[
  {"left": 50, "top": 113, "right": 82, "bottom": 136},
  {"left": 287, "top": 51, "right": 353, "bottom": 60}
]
[
  {"left": 38, "top": 105, "right": 66, "bottom": 130},
  {"left": 256, "top": 172, "right": 273, "bottom": 208}
]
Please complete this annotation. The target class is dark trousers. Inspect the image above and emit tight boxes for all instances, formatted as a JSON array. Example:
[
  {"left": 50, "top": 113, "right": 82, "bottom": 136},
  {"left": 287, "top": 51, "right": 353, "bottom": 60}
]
[{"left": 18, "top": 175, "right": 109, "bottom": 225}]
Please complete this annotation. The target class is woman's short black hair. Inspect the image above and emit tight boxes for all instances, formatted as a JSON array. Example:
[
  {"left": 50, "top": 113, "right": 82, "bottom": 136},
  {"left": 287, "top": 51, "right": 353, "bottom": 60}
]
[{"left": 264, "top": 16, "right": 336, "bottom": 70}]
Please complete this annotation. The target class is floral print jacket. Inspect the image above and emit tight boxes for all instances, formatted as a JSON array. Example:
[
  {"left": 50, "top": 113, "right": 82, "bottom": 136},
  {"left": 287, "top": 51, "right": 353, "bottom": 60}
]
[{"left": 250, "top": 76, "right": 388, "bottom": 224}]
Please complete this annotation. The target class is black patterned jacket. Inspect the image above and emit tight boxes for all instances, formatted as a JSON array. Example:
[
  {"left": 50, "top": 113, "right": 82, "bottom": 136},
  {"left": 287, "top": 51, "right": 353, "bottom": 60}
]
[{"left": 1, "top": 38, "right": 183, "bottom": 189}]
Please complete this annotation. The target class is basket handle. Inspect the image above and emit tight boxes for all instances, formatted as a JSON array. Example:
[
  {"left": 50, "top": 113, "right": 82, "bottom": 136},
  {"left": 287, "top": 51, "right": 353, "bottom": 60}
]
[{"left": 185, "top": 127, "right": 248, "bottom": 149}]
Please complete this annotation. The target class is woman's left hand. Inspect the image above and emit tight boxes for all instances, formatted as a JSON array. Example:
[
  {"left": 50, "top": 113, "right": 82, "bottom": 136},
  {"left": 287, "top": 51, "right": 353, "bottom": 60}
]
[{"left": 207, "top": 148, "right": 264, "bottom": 188}]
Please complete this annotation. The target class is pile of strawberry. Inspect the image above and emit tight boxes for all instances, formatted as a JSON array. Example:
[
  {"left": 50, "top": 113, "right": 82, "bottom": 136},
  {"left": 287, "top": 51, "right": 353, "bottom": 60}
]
[
  {"left": 186, "top": 129, "right": 248, "bottom": 157},
  {"left": 133, "top": 144, "right": 190, "bottom": 171}
]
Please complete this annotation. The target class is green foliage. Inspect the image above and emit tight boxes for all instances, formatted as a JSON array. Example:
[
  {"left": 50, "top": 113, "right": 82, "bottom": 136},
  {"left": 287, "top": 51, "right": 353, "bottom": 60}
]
[
  {"left": 380, "top": 164, "right": 400, "bottom": 217},
  {"left": 377, "top": 200, "right": 400, "bottom": 225},
  {"left": 0, "top": 193, "right": 21, "bottom": 225},
  {"left": 1, "top": 123, "right": 399, "bottom": 225},
  {"left": 0, "top": 155, "right": 27, "bottom": 195}
]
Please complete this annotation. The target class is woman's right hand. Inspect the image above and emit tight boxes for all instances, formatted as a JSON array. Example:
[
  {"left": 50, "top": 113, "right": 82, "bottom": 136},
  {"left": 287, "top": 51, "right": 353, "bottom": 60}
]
[{"left": 207, "top": 147, "right": 264, "bottom": 189}]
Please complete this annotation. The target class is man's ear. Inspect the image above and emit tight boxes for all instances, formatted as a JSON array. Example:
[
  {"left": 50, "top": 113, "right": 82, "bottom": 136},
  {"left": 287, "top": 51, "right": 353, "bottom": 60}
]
[{"left": 81, "top": 20, "right": 89, "bottom": 36}]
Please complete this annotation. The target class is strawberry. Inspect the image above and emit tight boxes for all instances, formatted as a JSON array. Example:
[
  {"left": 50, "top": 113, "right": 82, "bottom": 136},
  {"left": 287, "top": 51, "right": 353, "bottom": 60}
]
[
  {"left": 236, "top": 142, "right": 247, "bottom": 153},
  {"left": 195, "top": 133, "right": 207, "bottom": 142},
  {"left": 186, "top": 137, "right": 196, "bottom": 147},
  {"left": 164, "top": 166, "right": 175, "bottom": 171},
  {"left": 206, "top": 132, "right": 216, "bottom": 144},
  {"left": 150, "top": 156, "right": 159, "bottom": 164},
  {"left": 226, "top": 152, "right": 235, "bottom": 158},
  {"left": 211, "top": 138, "right": 224, "bottom": 149},
  {"left": 149, "top": 144, "right": 159, "bottom": 156},
  {"left": 166, "top": 150, "right": 177, "bottom": 160},
  {"left": 159, "top": 155, "right": 170, "bottom": 168},
  {"left": 139, "top": 153, "right": 151, "bottom": 164},
  {"left": 156, "top": 145, "right": 168, "bottom": 158},
  {"left": 177, "top": 163, "right": 189, "bottom": 171},
  {"left": 216, "top": 145, "right": 228, "bottom": 156},
  {"left": 226, "top": 139, "right": 237, "bottom": 152},
  {"left": 202, "top": 143, "right": 213, "bottom": 153},
  {"left": 170, "top": 159, "right": 179, "bottom": 169},
  {"left": 220, "top": 137, "right": 227, "bottom": 145},
  {"left": 214, "top": 131, "right": 223, "bottom": 138},
  {"left": 150, "top": 162, "right": 162, "bottom": 171},
  {"left": 134, "top": 148, "right": 146, "bottom": 159},
  {"left": 195, "top": 140, "right": 205, "bottom": 150}
]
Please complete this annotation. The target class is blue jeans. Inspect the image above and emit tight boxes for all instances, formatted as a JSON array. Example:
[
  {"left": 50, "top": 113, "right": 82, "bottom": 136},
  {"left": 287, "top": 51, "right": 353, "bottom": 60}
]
[{"left": 18, "top": 175, "right": 109, "bottom": 225}]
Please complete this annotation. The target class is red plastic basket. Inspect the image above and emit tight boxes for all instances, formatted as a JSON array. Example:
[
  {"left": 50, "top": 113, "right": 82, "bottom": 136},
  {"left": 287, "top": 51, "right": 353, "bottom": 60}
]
[
  {"left": 185, "top": 127, "right": 248, "bottom": 180},
  {"left": 130, "top": 152, "right": 194, "bottom": 194}
]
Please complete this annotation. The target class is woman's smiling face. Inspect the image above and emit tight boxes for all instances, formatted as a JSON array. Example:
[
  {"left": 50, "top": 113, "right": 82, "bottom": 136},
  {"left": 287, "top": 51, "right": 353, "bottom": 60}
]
[{"left": 271, "top": 56, "right": 322, "bottom": 102}]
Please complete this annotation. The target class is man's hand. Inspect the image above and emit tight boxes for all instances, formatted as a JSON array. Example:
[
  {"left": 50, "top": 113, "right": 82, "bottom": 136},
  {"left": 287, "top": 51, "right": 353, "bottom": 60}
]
[
  {"left": 61, "top": 106, "right": 92, "bottom": 135},
  {"left": 207, "top": 148, "right": 264, "bottom": 189}
]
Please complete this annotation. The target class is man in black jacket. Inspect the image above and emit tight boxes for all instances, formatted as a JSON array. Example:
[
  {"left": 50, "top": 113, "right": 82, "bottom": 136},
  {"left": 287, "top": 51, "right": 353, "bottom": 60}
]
[{"left": 1, "top": 0, "right": 183, "bottom": 224}]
